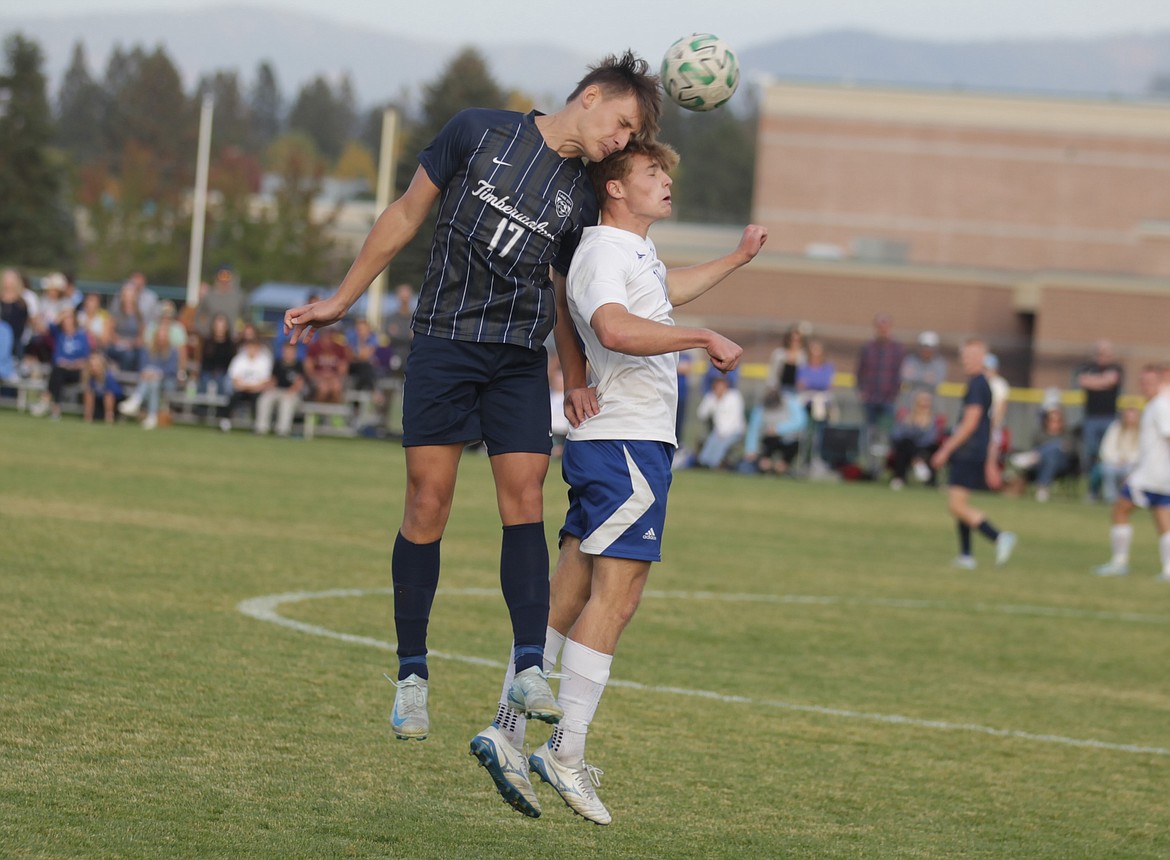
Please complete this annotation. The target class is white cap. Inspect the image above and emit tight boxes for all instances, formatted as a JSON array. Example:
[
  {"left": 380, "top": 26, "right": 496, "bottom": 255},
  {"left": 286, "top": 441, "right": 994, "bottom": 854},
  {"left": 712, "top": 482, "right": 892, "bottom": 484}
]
[{"left": 918, "top": 330, "right": 939, "bottom": 348}]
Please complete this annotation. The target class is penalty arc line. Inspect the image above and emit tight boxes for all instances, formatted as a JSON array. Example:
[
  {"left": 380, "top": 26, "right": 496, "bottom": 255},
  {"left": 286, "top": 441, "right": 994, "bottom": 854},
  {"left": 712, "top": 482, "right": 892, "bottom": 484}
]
[{"left": 237, "top": 588, "right": 1170, "bottom": 758}]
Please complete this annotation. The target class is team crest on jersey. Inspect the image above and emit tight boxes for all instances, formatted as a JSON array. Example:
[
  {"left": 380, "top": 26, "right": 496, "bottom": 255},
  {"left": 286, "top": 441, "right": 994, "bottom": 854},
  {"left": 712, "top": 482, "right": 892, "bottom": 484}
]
[{"left": 555, "top": 190, "right": 573, "bottom": 219}]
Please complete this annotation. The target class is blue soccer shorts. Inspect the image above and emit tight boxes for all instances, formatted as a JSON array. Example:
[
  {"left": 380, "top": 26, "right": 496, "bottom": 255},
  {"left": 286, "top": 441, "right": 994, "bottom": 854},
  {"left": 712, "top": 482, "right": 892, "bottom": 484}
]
[
  {"left": 560, "top": 439, "right": 674, "bottom": 562},
  {"left": 401, "top": 333, "right": 552, "bottom": 455},
  {"left": 1121, "top": 484, "right": 1170, "bottom": 509}
]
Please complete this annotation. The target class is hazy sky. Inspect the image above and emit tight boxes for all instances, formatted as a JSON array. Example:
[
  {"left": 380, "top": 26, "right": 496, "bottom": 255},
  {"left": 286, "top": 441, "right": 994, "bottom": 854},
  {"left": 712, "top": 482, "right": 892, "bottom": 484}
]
[{"left": 6, "top": 0, "right": 1170, "bottom": 61}]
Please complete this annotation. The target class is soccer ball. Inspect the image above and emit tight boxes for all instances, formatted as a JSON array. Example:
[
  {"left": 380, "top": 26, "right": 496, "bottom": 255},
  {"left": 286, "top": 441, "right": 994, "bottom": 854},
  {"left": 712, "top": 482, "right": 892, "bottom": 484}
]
[{"left": 660, "top": 33, "right": 740, "bottom": 112}]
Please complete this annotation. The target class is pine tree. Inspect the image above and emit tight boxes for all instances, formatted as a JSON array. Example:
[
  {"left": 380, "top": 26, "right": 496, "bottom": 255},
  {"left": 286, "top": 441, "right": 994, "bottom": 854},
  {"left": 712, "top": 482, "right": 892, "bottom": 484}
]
[
  {"left": 55, "top": 41, "right": 105, "bottom": 163},
  {"left": 248, "top": 61, "right": 283, "bottom": 156},
  {"left": 0, "top": 34, "right": 75, "bottom": 267}
]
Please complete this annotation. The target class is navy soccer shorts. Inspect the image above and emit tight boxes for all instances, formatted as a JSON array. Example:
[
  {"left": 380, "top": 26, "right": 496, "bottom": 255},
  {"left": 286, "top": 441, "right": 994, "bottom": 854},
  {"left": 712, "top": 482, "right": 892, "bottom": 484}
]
[
  {"left": 401, "top": 333, "right": 552, "bottom": 455},
  {"left": 947, "top": 457, "right": 988, "bottom": 491},
  {"left": 560, "top": 439, "right": 674, "bottom": 563}
]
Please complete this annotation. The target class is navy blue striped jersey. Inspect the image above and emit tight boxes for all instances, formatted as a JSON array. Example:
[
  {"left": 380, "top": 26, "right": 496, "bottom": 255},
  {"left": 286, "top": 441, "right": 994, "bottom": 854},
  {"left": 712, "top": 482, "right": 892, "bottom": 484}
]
[{"left": 413, "top": 108, "right": 599, "bottom": 351}]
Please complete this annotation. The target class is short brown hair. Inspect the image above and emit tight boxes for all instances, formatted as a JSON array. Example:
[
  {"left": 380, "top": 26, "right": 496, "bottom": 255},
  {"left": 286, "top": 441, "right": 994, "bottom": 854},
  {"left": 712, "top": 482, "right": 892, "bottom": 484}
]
[
  {"left": 567, "top": 50, "right": 661, "bottom": 142},
  {"left": 587, "top": 140, "right": 680, "bottom": 208}
]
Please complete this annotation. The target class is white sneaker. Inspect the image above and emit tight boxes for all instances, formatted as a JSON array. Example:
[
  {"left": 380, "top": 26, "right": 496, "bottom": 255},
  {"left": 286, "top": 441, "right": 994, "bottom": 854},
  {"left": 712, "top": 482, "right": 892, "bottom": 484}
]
[
  {"left": 29, "top": 399, "right": 50, "bottom": 417},
  {"left": 388, "top": 673, "right": 428, "bottom": 741},
  {"left": 951, "top": 555, "right": 977, "bottom": 570},
  {"left": 507, "top": 665, "right": 563, "bottom": 724},
  {"left": 219, "top": 418, "right": 232, "bottom": 433},
  {"left": 468, "top": 724, "right": 541, "bottom": 818},
  {"left": 912, "top": 460, "right": 932, "bottom": 484},
  {"left": 1035, "top": 488, "right": 1050, "bottom": 503},
  {"left": 529, "top": 741, "right": 611, "bottom": 825},
  {"left": 142, "top": 414, "right": 157, "bottom": 431},
  {"left": 1155, "top": 572, "right": 1170, "bottom": 583},
  {"left": 995, "top": 532, "right": 1017, "bottom": 567},
  {"left": 118, "top": 397, "right": 141, "bottom": 417},
  {"left": 1094, "top": 561, "right": 1129, "bottom": 577},
  {"left": 889, "top": 478, "right": 904, "bottom": 491}
]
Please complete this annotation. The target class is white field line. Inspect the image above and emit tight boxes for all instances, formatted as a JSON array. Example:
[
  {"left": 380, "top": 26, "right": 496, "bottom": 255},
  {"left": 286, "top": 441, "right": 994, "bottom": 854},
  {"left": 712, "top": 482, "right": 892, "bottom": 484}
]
[{"left": 237, "top": 587, "right": 1170, "bottom": 758}]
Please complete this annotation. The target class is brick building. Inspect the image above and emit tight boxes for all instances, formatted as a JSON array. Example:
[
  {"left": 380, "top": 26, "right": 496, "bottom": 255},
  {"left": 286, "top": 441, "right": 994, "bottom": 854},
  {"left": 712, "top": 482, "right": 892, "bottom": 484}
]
[{"left": 654, "top": 82, "right": 1170, "bottom": 393}]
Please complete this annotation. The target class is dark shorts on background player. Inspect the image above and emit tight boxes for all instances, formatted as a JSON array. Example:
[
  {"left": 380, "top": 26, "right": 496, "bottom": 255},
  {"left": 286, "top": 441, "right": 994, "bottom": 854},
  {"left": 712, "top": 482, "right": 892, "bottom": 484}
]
[
  {"left": 948, "top": 458, "right": 988, "bottom": 491},
  {"left": 560, "top": 439, "right": 674, "bottom": 562},
  {"left": 401, "top": 333, "right": 552, "bottom": 454}
]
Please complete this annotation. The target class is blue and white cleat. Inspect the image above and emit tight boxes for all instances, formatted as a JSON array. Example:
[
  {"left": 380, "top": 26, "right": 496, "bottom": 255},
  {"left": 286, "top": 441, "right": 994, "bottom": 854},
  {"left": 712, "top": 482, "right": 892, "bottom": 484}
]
[
  {"left": 1094, "top": 561, "right": 1129, "bottom": 577},
  {"left": 388, "top": 673, "right": 429, "bottom": 741},
  {"left": 469, "top": 724, "right": 541, "bottom": 818},
  {"left": 995, "top": 531, "right": 1018, "bottom": 567},
  {"left": 507, "top": 666, "right": 563, "bottom": 724},
  {"left": 529, "top": 741, "right": 611, "bottom": 825}
]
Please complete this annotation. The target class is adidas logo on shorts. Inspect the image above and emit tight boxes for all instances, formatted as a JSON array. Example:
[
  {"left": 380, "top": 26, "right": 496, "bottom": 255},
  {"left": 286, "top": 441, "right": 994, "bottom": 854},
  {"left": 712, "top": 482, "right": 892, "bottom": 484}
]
[{"left": 642, "top": 527, "right": 657, "bottom": 541}]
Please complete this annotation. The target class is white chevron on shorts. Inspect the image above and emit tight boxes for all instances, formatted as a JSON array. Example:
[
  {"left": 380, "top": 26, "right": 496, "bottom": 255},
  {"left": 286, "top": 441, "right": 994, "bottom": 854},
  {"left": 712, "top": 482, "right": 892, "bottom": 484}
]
[{"left": 581, "top": 445, "right": 654, "bottom": 555}]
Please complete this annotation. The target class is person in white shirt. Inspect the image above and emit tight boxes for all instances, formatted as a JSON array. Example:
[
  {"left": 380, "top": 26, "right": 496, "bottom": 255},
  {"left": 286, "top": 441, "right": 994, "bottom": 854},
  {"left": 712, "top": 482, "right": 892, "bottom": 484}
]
[
  {"left": 1095, "top": 364, "right": 1170, "bottom": 580},
  {"left": 219, "top": 337, "right": 273, "bottom": 432},
  {"left": 474, "top": 139, "right": 767, "bottom": 825},
  {"left": 695, "top": 375, "right": 747, "bottom": 468},
  {"left": 1098, "top": 406, "right": 1141, "bottom": 503}
]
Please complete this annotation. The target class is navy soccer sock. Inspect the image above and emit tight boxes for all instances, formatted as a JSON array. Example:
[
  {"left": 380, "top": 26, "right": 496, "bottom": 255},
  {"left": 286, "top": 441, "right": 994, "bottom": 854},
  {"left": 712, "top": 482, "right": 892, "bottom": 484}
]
[
  {"left": 392, "top": 531, "right": 440, "bottom": 681},
  {"left": 977, "top": 520, "right": 1000, "bottom": 542},
  {"left": 500, "top": 522, "right": 550, "bottom": 674},
  {"left": 957, "top": 522, "right": 972, "bottom": 557}
]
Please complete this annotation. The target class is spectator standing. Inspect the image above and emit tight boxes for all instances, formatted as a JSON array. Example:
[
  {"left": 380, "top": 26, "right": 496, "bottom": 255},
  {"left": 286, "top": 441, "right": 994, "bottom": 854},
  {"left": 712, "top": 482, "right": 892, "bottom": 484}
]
[
  {"left": 767, "top": 324, "right": 807, "bottom": 392},
  {"left": 1098, "top": 407, "right": 1141, "bottom": 504},
  {"left": 129, "top": 271, "right": 160, "bottom": 326},
  {"left": 797, "top": 338, "right": 835, "bottom": 467},
  {"left": 192, "top": 264, "right": 247, "bottom": 340},
  {"left": 900, "top": 330, "right": 947, "bottom": 405},
  {"left": 855, "top": 313, "right": 906, "bottom": 472},
  {"left": 1077, "top": 340, "right": 1123, "bottom": 502},
  {"left": 25, "top": 273, "right": 72, "bottom": 364},
  {"left": 107, "top": 282, "right": 144, "bottom": 372}
]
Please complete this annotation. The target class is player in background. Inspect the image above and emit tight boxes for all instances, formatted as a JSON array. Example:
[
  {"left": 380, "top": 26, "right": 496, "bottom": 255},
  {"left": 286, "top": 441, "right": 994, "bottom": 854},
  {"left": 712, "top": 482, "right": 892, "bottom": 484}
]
[
  {"left": 1094, "top": 364, "right": 1170, "bottom": 580},
  {"left": 283, "top": 53, "right": 661, "bottom": 752},
  {"left": 931, "top": 338, "right": 1018, "bottom": 569},
  {"left": 471, "top": 138, "right": 768, "bottom": 823}
]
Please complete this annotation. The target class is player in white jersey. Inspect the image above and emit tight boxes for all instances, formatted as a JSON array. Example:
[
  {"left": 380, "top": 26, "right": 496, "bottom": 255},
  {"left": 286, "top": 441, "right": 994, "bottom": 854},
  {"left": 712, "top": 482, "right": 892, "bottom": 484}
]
[
  {"left": 1094, "top": 363, "right": 1170, "bottom": 580},
  {"left": 476, "top": 139, "right": 767, "bottom": 824}
]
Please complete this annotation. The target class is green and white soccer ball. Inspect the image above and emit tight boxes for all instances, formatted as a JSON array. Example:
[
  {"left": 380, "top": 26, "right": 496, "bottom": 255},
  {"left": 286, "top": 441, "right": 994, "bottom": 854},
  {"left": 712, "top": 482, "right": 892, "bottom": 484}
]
[{"left": 661, "top": 33, "right": 740, "bottom": 112}]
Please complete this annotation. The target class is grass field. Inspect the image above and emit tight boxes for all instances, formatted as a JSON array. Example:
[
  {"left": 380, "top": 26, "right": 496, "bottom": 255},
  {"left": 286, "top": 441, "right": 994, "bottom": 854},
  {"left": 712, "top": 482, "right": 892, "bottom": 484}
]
[{"left": 2, "top": 411, "right": 1168, "bottom": 859}]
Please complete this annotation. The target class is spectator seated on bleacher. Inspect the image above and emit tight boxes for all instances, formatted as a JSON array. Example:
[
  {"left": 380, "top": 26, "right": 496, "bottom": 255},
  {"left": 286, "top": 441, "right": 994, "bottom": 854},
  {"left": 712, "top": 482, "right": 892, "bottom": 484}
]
[
  {"left": 29, "top": 308, "right": 90, "bottom": 420},
  {"left": 741, "top": 388, "right": 807, "bottom": 475},
  {"left": 695, "top": 375, "right": 746, "bottom": 469},
  {"left": 1006, "top": 406, "right": 1079, "bottom": 502},
  {"left": 119, "top": 324, "right": 181, "bottom": 431},
  {"left": 82, "top": 352, "right": 123, "bottom": 424},
  {"left": 888, "top": 390, "right": 944, "bottom": 489}
]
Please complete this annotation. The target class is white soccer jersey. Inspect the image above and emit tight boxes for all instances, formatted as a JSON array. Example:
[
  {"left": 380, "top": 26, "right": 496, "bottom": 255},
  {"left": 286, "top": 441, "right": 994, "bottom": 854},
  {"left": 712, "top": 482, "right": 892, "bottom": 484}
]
[
  {"left": 1127, "top": 389, "right": 1170, "bottom": 495},
  {"left": 565, "top": 225, "right": 678, "bottom": 445}
]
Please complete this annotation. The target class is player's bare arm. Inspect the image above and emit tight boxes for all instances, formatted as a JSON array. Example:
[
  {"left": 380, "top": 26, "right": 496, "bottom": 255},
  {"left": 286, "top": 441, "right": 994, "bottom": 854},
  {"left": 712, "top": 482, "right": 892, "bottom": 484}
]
[
  {"left": 284, "top": 167, "right": 441, "bottom": 343},
  {"left": 665, "top": 225, "right": 768, "bottom": 307},
  {"left": 552, "top": 269, "right": 599, "bottom": 428},
  {"left": 590, "top": 303, "right": 742, "bottom": 371}
]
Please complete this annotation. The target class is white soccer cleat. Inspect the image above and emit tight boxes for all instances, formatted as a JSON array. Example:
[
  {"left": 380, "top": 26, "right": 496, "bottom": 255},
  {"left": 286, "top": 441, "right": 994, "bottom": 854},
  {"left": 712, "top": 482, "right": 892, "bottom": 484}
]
[
  {"left": 951, "top": 555, "right": 977, "bottom": 570},
  {"left": 388, "top": 673, "right": 428, "bottom": 741},
  {"left": 468, "top": 724, "right": 541, "bottom": 818},
  {"left": 529, "top": 741, "right": 611, "bottom": 826},
  {"left": 507, "top": 665, "right": 563, "bottom": 724},
  {"left": 1094, "top": 562, "right": 1129, "bottom": 577},
  {"left": 995, "top": 531, "right": 1018, "bottom": 567}
]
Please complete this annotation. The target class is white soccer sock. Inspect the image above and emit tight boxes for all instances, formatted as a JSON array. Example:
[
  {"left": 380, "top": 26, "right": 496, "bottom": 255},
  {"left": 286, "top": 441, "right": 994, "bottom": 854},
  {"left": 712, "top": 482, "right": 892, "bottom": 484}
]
[
  {"left": 493, "top": 627, "right": 567, "bottom": 749},
  {"left": 1110, "top": 524, "right": 1133, "bottom": 565},
  {"left": 549, "top": 638, "right": 612, "bottom": 764},
  {"left": 1159, "top": 532, "right": 1170, "bottom": 575}
]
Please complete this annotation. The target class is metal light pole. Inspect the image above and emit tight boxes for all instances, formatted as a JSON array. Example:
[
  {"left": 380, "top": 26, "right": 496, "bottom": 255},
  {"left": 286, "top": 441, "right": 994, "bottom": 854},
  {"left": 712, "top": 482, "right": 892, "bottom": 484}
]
[
  {"left": 186, "top": 94, "right": 214, "bottom": 309},
  {"left": 367, "top": 107, "right": 398, "bottom": 330}
]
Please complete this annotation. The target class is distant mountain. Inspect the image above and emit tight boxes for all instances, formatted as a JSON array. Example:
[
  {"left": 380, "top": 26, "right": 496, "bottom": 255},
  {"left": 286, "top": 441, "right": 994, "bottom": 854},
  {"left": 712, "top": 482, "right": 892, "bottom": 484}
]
[
  {"left": 2, "top": 5, "right": 1169, "bottom": 108},
  {"left": 739, "top": 28, "right": 1170, "bottom": 97}
]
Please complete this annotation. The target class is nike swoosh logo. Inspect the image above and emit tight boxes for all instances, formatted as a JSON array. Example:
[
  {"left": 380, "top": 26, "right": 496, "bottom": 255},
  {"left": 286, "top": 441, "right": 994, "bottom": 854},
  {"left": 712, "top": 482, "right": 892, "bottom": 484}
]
[
  {"left": 492, "top": 157, "right": 511, "bottom": 167},
  {"left": 636, "top": 252, "right": 646, "bottom": 259}
]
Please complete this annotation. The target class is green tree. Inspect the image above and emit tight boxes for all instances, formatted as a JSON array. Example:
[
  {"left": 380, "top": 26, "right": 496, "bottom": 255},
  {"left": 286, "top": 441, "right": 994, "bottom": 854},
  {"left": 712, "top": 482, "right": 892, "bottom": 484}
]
[
  {"left": 247, "top": 61, "right": 283, "bottom": 156},
  {"left": 287, "top": 74, "right": 356, "bottom": 162},
  {"left": 195, "top": 70, "right": 250, "bottom": 152},
  {"left": 55, "top": 41, "right": 105, "bottom": 164},
  {"left": 0, "top": 33, "right": 75, "bottom": 267}
]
